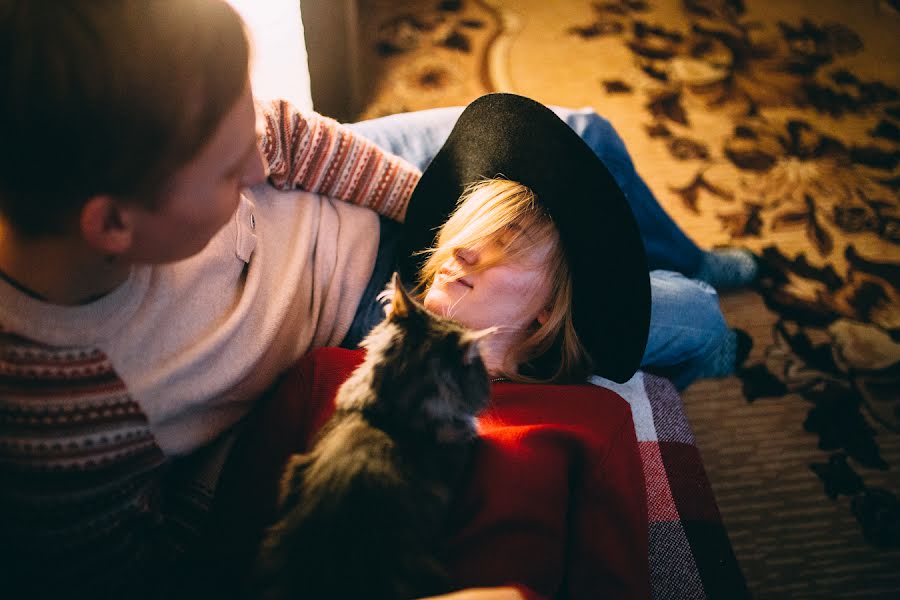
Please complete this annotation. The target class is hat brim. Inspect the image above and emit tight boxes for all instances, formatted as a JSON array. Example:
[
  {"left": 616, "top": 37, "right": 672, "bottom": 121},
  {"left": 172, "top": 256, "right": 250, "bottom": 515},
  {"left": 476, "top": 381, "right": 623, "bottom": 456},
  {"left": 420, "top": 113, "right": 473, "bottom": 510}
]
[{"left": 399, "top": 93, "right": 650, "bottom": 383}]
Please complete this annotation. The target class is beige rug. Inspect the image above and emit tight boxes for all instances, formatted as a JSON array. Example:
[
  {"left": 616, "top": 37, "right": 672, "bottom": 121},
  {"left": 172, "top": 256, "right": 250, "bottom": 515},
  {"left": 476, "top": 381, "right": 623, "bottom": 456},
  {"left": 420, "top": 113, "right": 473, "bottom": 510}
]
[{"left": 354, "top": 0, "right": 900, "bottom": 597}]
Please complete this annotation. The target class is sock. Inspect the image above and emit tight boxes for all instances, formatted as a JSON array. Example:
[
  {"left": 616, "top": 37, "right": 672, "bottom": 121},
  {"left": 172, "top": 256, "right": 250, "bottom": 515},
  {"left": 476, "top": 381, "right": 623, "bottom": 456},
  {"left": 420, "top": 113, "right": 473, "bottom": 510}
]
[
  {"left": 698, "top": 328, "right": 753, "bottom": 378},
  {"left": 693, "top": 248, "right": 760, "bottom": 290}
]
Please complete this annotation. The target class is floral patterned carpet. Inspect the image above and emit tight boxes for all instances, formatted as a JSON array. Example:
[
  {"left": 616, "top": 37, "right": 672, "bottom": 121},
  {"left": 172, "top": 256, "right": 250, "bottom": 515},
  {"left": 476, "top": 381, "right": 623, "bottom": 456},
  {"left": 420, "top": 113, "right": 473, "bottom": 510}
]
[{"left": 353, "top": 0, "right": 899, "bottom": 596}]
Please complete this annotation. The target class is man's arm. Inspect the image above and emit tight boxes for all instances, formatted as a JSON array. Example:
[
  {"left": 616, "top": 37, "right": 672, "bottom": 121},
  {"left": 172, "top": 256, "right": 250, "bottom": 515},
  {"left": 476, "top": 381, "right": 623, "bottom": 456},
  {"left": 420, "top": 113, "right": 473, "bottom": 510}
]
[{"left": 257, "top": 99, "right": 421, "bottom": 222}]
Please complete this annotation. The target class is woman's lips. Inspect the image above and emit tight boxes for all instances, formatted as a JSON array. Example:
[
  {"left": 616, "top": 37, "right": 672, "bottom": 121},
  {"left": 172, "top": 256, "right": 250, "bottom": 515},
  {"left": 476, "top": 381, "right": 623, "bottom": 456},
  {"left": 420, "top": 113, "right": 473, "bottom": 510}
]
[{"left": 440, "top": 268, "right": 473, "bottom": 289}]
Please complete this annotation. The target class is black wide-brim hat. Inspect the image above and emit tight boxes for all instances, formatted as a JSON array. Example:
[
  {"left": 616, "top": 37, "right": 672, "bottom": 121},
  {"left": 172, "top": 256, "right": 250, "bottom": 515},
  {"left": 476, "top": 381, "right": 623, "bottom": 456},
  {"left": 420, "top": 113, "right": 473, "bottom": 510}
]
[{"left": 398, "top": 93, "right": 650, "bottom": 383}]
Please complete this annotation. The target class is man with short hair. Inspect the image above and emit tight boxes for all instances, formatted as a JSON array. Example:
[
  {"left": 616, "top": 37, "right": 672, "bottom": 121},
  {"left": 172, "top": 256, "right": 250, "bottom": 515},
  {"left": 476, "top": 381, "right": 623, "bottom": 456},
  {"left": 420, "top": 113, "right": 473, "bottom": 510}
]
[{"left": 0, "top": 2, "right": 419, "bottom": 596}]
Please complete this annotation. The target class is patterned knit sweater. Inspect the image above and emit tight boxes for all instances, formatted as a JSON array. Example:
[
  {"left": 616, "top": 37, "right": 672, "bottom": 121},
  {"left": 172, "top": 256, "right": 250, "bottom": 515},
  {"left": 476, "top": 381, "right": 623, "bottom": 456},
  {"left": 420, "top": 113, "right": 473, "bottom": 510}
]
[{"left": 0, "top": 100, "right": 420, "bottom": 598}]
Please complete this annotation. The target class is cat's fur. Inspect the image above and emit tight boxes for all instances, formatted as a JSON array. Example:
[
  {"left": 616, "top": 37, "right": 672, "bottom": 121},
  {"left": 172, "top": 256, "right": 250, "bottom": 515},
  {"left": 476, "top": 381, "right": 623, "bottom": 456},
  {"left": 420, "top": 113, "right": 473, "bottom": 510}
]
[{"left": 255, "top": 273, "right": 491, "bottom": 600}]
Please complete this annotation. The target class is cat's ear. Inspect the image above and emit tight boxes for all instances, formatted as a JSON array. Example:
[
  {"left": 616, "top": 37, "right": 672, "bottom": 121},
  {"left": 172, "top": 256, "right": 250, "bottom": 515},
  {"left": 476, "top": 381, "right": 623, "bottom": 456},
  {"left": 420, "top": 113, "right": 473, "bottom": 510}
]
[
  {"left": 389, "top": 272, "right": 417, "bottom": 319},
  {"left": 462, "top": 327, "right": 497, "bottom": 365},
  {"left": 466, "top": 326, "right": 498, "bottom": 343},
  {"left": 463, "top": 340, "right": 481, "bottom": 365}
]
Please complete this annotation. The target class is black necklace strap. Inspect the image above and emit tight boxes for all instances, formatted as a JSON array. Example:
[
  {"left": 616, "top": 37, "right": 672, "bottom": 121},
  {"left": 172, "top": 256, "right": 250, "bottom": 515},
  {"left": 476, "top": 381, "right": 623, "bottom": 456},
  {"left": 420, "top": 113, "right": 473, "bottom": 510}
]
[{"left": 0, "top": 266, "right": 47, "bottom": 301}]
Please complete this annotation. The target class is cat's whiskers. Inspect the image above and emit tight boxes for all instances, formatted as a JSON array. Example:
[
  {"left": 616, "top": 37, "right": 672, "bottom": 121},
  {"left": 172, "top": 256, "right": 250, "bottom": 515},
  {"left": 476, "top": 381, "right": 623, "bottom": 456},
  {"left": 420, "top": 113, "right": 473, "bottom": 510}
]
[
  {"left": 484, "top": 325, "right": 520, "bottom": 334},
  {"left": 446, "top": 286, "right": 471, "bottom": 319}
]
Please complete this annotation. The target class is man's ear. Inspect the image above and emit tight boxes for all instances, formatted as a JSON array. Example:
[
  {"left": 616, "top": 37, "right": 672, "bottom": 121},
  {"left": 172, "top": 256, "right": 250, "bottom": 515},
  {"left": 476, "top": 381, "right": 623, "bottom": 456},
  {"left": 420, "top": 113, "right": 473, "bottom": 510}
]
[{"left": 79, "top": 195, "right": 135, "bottom": 256}]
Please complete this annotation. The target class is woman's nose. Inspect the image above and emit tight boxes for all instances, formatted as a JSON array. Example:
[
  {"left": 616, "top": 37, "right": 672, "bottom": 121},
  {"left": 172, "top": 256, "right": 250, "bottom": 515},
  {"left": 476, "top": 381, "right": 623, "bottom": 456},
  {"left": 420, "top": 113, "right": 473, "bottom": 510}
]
[{"left": 454, "top": 247, "right": 478, "bottom": 266}]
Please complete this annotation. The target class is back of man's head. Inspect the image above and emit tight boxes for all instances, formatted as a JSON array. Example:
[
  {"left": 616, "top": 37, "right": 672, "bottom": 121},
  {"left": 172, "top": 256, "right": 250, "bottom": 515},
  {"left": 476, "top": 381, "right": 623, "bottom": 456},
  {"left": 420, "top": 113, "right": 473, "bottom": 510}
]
[{"left": 0, "top": 0, "right": 249, "bottom": 238}]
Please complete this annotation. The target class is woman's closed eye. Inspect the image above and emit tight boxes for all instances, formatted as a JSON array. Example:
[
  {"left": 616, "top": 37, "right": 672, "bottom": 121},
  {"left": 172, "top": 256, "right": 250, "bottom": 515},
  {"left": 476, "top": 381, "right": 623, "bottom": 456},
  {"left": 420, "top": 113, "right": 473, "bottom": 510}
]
[
  {"left": 454, "top": 247, "right": 478, "bottom": 266},
  {"left": 489, "top": 225, "right": 535, "bottom": 256}
]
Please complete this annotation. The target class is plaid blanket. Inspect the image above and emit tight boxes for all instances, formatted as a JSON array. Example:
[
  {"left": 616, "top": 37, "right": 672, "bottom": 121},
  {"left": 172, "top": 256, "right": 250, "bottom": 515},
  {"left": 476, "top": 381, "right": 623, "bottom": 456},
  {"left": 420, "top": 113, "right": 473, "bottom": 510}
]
[
  {"left": 209, "top": 353, "right": 750, "bottom": 598},
  {"left": 590, "top": 373, "right": 750, "bottom": 600}
]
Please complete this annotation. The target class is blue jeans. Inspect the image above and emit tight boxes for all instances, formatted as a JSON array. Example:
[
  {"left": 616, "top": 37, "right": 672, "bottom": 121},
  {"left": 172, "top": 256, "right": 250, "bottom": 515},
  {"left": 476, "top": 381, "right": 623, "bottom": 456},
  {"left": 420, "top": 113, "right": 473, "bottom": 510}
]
[
  {"left": 643, "top": 271, "right": 727, "bottom": 389},
  {"left": 345, "top": 107, "right": 726, "bottom": 388}
]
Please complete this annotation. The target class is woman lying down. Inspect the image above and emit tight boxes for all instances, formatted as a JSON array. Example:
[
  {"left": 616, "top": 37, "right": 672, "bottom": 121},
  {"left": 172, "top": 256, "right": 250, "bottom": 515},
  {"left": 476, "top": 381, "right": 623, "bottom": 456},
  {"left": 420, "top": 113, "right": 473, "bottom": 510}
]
[{"left": 213, "top": 93, "right": 655, "bottom": 599}]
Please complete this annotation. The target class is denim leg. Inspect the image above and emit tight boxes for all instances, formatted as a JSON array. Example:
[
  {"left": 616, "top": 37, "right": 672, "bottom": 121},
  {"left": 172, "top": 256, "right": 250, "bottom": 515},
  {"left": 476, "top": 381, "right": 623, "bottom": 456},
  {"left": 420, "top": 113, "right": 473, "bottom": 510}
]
[
  {"left": 642, "top": 270, "right": 729, "bottom": 389},
  {"left": 344, "top": 107, "right": 464, "bottom": 172},
  {"left": 346, "top": 105, "right": 704, "bottom": 274}
]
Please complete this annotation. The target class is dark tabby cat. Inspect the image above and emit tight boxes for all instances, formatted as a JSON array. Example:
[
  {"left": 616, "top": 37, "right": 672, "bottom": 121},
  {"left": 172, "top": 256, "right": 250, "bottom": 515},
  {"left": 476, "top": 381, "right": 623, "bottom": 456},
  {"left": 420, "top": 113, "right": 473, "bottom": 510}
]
[{"left": 256, "top": 273, "right": 492, "bottom": 600}]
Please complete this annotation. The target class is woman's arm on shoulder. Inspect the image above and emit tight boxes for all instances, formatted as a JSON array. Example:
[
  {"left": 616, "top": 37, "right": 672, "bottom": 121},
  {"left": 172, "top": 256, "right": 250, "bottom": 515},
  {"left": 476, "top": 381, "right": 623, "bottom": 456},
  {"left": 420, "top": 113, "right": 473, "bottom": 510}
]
[
  {"left": 419, "top": 585, "right": 546, "bottom": 600},
  {"left": 256, "top": 99, "right": 421, "bottom": 221}
]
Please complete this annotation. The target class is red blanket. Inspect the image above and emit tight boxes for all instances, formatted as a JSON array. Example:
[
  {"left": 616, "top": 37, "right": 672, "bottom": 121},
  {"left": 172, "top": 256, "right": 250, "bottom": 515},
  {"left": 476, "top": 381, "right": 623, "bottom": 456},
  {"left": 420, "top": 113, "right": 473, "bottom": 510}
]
[{"left": 216, "top": 347, "right": 747, "bottom": 599}]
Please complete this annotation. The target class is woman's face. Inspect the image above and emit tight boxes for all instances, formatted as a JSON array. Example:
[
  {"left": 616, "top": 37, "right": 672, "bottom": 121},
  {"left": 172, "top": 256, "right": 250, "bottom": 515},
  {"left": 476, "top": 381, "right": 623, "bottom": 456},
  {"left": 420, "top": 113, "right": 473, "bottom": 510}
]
[{"left": 423, "top": 231, "right": 554, "bottom": 334}]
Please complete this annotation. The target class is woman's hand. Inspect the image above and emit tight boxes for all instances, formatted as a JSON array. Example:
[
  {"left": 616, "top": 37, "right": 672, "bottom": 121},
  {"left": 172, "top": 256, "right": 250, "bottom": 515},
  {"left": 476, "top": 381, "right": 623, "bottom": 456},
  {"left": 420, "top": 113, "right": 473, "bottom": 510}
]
[{"left": 418, "top": 586, "right": 536, "bottom": 600}]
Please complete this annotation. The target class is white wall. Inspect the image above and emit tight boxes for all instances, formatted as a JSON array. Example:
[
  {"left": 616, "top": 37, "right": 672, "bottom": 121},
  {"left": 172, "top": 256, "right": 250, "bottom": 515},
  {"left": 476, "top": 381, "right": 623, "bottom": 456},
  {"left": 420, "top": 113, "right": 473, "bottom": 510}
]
[{"left": 227, "top": 0, "right": 314, "bottom": 111}]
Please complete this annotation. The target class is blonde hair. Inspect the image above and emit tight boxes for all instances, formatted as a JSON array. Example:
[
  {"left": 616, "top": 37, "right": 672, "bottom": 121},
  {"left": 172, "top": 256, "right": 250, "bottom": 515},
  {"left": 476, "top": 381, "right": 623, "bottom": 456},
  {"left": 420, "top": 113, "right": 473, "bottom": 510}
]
[{"left": 418, "top": 178, "right": 592, "bottom": 383}]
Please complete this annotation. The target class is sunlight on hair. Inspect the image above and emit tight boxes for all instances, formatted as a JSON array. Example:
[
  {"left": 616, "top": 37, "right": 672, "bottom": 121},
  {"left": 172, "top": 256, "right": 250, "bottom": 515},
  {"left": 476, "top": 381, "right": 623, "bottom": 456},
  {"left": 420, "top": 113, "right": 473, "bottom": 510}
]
[{"left": 225, "top": 0, "right": 313, "bottom": 109}]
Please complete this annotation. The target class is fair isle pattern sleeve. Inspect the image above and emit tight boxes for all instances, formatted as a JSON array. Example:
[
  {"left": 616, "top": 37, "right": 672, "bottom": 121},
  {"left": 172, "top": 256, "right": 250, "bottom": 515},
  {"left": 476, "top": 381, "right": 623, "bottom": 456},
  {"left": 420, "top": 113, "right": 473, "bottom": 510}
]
[
  {"left": 0, "top": 333, "right": 175, "bottom": 597},
  {"left": 258, "top": 99, "right": 421, "bottom": 222}
]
